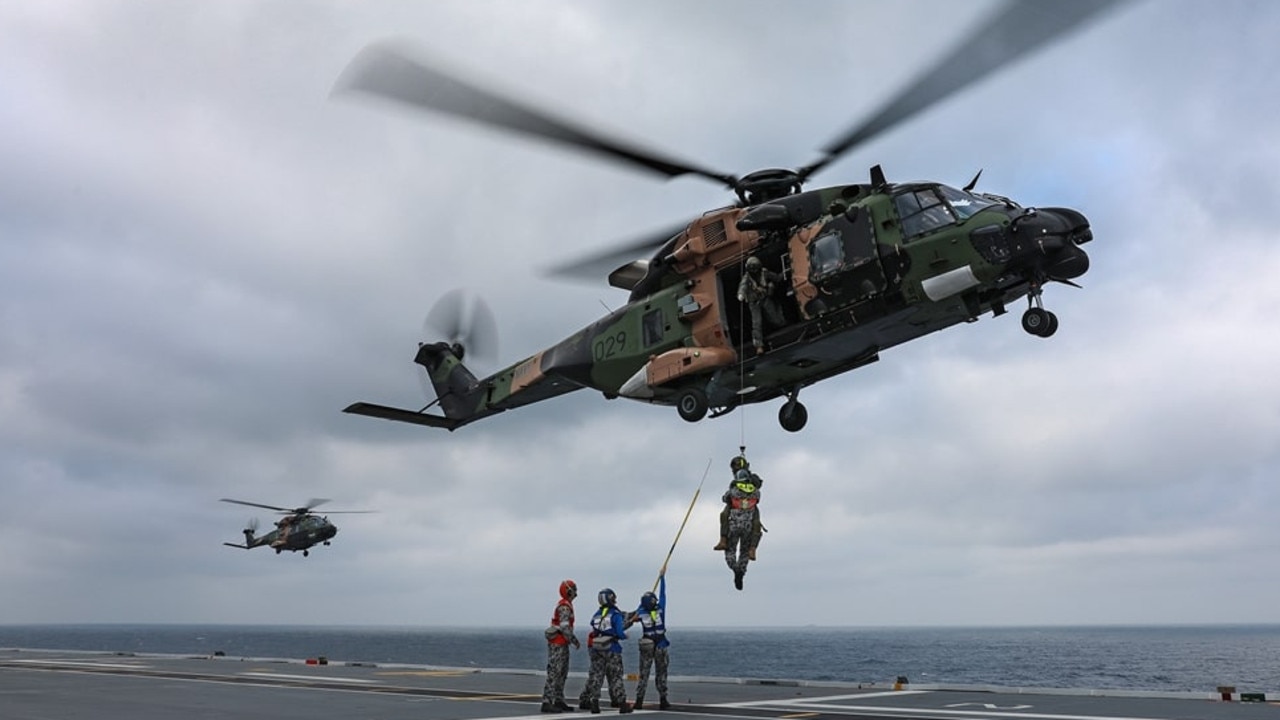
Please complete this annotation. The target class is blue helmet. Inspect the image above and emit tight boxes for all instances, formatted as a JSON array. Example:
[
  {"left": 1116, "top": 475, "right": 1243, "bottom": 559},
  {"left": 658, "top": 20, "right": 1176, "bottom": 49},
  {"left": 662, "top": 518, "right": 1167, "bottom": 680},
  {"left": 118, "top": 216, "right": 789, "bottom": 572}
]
[
  {"left": 640, "top": 591, "right": 658, "bottom": 611},
  {"left": 598, "top": 588, "right": 616, "bottom": 607}
]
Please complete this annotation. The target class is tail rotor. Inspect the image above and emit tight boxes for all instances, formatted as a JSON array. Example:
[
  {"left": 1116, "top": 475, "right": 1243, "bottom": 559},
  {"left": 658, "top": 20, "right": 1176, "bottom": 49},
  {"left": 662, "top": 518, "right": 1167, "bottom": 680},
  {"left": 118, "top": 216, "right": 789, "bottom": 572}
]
[
  {"left": 423, "top": 288, "right": 498, "bottom": 364},
  {"left": 415, "top": 289, "right": 499, "bottom": 413}
]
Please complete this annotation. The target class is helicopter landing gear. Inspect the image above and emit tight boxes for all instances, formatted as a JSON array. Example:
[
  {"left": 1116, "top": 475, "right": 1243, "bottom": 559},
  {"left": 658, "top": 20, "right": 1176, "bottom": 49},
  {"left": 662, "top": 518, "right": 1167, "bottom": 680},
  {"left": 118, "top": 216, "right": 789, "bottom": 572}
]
[
  {"left": 1021, "top": 285, "right": 1059, "bottom": 338},
  {"left": 303, "top": 549, "right": 310, "bottom": 557},
  {"left": 778, "top": 389, "right": 808, "bottom": 432},
  {"left": 676, "top": 388, "right": 708, "bottom": 422}
]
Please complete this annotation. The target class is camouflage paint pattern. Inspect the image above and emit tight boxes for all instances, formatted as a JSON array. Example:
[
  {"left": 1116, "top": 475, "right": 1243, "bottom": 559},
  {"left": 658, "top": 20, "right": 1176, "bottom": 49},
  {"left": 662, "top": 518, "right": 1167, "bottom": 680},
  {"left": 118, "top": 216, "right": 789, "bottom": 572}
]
[{"left": 348, "top": 176, "right": 1091, "bottom": 432}]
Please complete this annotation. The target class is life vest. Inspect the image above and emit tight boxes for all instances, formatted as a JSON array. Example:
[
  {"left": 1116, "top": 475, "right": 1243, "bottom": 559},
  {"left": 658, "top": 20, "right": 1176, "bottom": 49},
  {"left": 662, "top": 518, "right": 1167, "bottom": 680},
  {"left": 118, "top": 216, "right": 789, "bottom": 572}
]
[
  {"left": 639, "top": 608, "right": 667, "bottom": 642},
  {"left": 549, "top": 598, "right": 574, "bottom": 646},
  {"left": 590, "top": 606, "right": 622, "bottom": 651},
  {"left": 590, "top": 607, "right": 611, "bottom": 635}
]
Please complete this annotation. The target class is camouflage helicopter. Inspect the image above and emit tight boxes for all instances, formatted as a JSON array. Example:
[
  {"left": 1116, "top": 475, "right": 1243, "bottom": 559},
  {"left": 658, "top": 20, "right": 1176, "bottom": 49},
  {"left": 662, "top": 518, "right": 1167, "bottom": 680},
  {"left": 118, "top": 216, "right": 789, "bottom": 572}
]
[
  {"left": 220, "top": 498, "right": 372, "bottom": 557},
  {"left": 339, "top": 1, "right": 1122, "bottom": 433}
]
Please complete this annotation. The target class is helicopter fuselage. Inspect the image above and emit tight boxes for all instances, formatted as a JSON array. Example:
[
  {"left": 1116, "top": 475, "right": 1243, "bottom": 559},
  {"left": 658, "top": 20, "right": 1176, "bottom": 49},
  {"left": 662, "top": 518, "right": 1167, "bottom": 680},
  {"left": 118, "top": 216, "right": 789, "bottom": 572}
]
[
  {"left": 225, "top": 514, "right": 338, "bottom": 555},
  {"left": 351, "top": 174, "right": 1090, "bottom": 432}
]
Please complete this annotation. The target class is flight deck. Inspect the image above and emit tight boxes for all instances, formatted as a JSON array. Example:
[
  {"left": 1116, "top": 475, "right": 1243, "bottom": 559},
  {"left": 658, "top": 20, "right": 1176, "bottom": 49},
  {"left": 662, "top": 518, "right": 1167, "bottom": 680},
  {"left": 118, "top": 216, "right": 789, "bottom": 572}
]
[{"left": 1, "top": 647, "right": 1275, "bottom": 720}]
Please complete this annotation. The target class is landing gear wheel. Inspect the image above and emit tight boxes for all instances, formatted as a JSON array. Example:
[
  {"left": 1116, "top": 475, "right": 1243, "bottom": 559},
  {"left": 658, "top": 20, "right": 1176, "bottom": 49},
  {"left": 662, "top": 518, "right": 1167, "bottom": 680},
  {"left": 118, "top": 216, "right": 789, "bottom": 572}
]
[
  {"left": 778, "top": 400, "right": 808, "bottom": 432},
  {"left": 1022, "top": 307, "right": 1055, "bottom": 337},
  {"left": 676, "top": 388, "right": 708, "bottom": 422},
  {"left": 1042, "top": 311, "right": 1059, "bottom": 337},
  {"left": 303, "top": 550, "right": 309, "bottom": 557}
]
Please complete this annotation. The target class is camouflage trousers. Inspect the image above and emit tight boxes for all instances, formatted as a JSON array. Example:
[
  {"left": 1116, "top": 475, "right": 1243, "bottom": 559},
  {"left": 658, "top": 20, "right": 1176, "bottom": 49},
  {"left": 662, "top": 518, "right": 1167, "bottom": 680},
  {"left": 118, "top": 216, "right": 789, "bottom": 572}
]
[
  {"left": 748, "top": 299, "right": 784, "bottom": 349},
  {"left": 542, "top": 643, "right": 570, "bottom": 705},
  {"left": 580, "top": 648, "right": 626, "bottom": 706},
  {"left": 634, "top": 643, "right": 669, "bottom": 705}
]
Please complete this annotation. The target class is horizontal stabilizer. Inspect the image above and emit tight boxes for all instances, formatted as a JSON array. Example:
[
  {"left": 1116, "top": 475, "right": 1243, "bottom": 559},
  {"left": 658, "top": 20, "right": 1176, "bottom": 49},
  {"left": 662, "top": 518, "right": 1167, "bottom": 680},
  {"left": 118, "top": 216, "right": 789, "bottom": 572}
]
[
  {"left": 222, "top": 542, "right": 250, "bottom": 550},
  {"left": 343, "top": 402, "right": 465, "bottom": 430}
]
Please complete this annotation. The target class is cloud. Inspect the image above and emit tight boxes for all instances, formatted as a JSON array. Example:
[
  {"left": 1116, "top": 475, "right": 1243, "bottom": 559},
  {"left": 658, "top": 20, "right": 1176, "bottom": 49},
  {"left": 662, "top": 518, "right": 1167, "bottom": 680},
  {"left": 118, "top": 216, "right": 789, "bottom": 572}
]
[{"left": 1, "top": 0, "right": 1278, "bottom": 629}]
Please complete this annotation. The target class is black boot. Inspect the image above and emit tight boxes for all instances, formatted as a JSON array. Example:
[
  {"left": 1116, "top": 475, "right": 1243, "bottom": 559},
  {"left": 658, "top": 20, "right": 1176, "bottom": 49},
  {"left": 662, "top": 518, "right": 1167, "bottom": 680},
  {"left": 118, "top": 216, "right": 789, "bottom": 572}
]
[
  {"left": 633, "top": 701, "right": 643, "bottom": 710},
  {"left": 591, "top": 700, "right": 601, "bottom": 715},
  {"left": 659, "top": 697, "right": 670, "bottom": 710},
  {"left": 541, "top": 703, "right": 562, "bottom": 713},
  {"left": 619, "top": 702, "right": 633, "bottom": 714},
  {"left": 556, "top": 701, "right": 575, "bottom": 712}
]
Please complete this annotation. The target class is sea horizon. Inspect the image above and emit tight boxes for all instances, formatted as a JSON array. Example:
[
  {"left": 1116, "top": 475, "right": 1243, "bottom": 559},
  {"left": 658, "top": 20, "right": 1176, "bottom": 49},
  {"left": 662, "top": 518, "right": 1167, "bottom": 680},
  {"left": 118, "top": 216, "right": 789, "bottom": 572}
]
[{"left": 3, "top": 622, "right": 1278, "bottom": 693}]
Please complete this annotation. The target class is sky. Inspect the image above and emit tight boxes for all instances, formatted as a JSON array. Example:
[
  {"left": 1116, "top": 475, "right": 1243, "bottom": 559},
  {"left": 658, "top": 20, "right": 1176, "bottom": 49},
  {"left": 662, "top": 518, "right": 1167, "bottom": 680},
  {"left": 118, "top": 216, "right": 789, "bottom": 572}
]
[{"left": 2, "top": 0, "right": 1279, "bottom": 630}]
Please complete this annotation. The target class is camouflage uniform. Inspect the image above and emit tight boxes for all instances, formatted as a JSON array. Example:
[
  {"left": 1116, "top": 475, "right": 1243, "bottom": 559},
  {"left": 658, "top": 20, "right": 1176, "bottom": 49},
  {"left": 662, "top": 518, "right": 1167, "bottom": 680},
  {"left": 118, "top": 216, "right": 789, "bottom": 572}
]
[
  {"left": 541, "top": 580, "right": 579, "bottom": 713},
  {"left": 721, "top": 468, "right": 763, "bottom": 590},
  {"left": 632, "top": 576, "right": 671, "bottom": 710},
  {"left": 580, "top": 589, "right": 632, "bottom": 714},
  {"left": 737, "top": 259, "right": 785, "bottom": 352},
  {"left": 717, "top": 468, "right": 763, "bottom": 551},
  {"left": 577, "top": 633, "right": 621, "bottom": 709}
]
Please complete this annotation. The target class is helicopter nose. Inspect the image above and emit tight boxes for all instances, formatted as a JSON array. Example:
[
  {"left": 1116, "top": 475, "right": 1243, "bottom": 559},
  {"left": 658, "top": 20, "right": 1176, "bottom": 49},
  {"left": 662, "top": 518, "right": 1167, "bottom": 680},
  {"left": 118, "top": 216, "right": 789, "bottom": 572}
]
[{"left": 1007, "top": 207, "right": 1092, "bottom": 280}]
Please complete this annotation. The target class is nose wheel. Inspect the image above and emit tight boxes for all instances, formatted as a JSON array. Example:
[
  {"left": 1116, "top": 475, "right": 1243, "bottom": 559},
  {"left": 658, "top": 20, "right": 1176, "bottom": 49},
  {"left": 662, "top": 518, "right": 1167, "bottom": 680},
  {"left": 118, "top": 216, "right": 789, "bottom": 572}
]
[{"left": 1021, "top": 285, "right": 1059, "bottom": 338}]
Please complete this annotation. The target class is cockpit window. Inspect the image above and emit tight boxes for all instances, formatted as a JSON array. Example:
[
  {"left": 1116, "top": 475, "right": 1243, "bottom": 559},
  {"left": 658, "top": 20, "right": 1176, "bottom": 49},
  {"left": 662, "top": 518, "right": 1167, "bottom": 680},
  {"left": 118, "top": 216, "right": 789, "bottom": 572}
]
[
  {"left": 893, "top": 187, "right": 956, "bottom": 239},
  {"left": 937, "top": 185, "right": 997, "bottom": 220}
]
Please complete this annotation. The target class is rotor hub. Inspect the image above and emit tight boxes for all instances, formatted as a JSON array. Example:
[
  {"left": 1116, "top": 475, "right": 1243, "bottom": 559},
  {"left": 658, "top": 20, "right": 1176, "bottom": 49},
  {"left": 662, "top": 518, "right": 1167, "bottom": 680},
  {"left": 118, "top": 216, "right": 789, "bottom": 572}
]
[{"left": 736, "top": 168, "right": 803, "bottom": 205}]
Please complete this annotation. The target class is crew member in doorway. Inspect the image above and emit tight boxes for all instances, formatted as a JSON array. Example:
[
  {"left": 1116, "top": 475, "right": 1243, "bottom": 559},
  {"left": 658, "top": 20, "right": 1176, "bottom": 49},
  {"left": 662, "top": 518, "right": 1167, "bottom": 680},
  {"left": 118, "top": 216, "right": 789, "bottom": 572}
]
[{"left": 737, "top": 255, "right": 785, "bottom": 355}]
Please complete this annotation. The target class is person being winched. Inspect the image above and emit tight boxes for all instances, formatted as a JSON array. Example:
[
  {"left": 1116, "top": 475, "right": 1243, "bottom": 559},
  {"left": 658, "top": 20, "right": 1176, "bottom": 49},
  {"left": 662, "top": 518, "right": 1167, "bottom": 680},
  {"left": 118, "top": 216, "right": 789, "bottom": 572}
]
[{"left": 713, "top": 454, "right": 764, "bottom": 560}]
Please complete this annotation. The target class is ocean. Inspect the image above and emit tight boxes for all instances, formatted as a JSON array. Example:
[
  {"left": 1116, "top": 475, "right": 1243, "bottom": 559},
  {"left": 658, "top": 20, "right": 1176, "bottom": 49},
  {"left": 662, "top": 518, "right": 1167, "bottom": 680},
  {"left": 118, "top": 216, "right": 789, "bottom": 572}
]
[{"left": 2, "top": 624, "right": 1277, "bottom": 694}]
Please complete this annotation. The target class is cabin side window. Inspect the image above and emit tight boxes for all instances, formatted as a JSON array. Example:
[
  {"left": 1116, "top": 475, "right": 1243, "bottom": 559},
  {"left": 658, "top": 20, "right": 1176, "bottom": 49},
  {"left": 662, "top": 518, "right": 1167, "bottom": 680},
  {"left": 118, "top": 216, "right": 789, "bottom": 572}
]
[
  {"left": 894, "top": 188, "right": 956, "bottom": 239},
  {"left": 808, "top": 231, "right": 845, "bottom": 284},
  {"left": 642, "top": 308, "right": 665, "bottom": 347}
]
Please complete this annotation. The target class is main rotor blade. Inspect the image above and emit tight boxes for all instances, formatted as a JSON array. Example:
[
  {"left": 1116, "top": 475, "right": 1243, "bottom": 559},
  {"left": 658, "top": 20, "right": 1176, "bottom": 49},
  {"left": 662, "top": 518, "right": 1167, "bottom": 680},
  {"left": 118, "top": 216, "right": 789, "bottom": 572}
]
[
  {"left": 335, "top": 42, "right": 737, "bottom": 188},
  {"left": 800, "top": 0, "right": 1129, "bottom": 179},
  {"left": 544, "top": 222, "right": 687, "bottom": 282},
  {"left": 220, "top": 498, "right": 290, "bottom": 513}
]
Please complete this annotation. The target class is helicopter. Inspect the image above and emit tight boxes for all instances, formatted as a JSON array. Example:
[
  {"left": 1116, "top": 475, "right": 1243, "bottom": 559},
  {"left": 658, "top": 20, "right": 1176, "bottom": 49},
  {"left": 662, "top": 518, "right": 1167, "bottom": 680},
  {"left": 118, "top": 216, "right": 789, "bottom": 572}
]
[
  {"left": 220, "top": 498, "right": 372, "bottom": 556},
  {"left": 339, "top": 1, "right": 1122, "bottom": 433}
]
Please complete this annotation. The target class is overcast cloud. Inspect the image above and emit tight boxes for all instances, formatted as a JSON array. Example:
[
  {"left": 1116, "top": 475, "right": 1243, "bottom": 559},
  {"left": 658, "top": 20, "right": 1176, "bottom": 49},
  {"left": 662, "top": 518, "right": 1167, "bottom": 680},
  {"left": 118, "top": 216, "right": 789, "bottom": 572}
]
[{"left": 2, "top": 0, "right": 1279, "bottom": 629}]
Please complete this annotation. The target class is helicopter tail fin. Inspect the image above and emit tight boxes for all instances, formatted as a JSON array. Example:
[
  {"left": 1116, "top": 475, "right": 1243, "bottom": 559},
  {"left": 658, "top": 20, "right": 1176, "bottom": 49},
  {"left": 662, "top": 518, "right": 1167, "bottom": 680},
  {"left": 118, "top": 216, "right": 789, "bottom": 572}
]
[{"left": 414, "top": 341, "right": 485, "bottom": 420}]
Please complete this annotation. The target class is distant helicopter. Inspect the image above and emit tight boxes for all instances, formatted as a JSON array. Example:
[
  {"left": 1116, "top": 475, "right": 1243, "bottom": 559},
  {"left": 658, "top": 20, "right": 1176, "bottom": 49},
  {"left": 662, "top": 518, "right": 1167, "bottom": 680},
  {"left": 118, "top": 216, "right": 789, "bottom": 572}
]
[
  {"left": 220, "top": 498, "right": 372, "bottom": 557},
  {"left": 339, "top": 1, "right": 1124, "bottom": 433}
]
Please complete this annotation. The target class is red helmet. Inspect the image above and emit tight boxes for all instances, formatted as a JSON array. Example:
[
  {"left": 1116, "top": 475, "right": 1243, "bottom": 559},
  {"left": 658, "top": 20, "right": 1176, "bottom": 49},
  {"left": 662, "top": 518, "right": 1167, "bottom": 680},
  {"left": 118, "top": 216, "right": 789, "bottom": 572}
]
[{"left": 560, "top": 579, "right": 578, "bottom": 600}]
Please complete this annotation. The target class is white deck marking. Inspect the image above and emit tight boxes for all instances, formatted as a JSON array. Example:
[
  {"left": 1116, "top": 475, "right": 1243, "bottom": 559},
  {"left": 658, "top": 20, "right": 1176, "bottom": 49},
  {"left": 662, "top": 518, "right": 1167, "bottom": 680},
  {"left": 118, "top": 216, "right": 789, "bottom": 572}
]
[
  {"left": 713, "top": 691, "right": 1174, "bottom": 720},
  {"left": 713, "top": 690, "right": 929, "bottom": 708},
  {"left": 239, "top": 671, "right": 375, "bottom": 684},
  {"left": 8, "top": 659, "right": 150, "bottom": 670}
]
